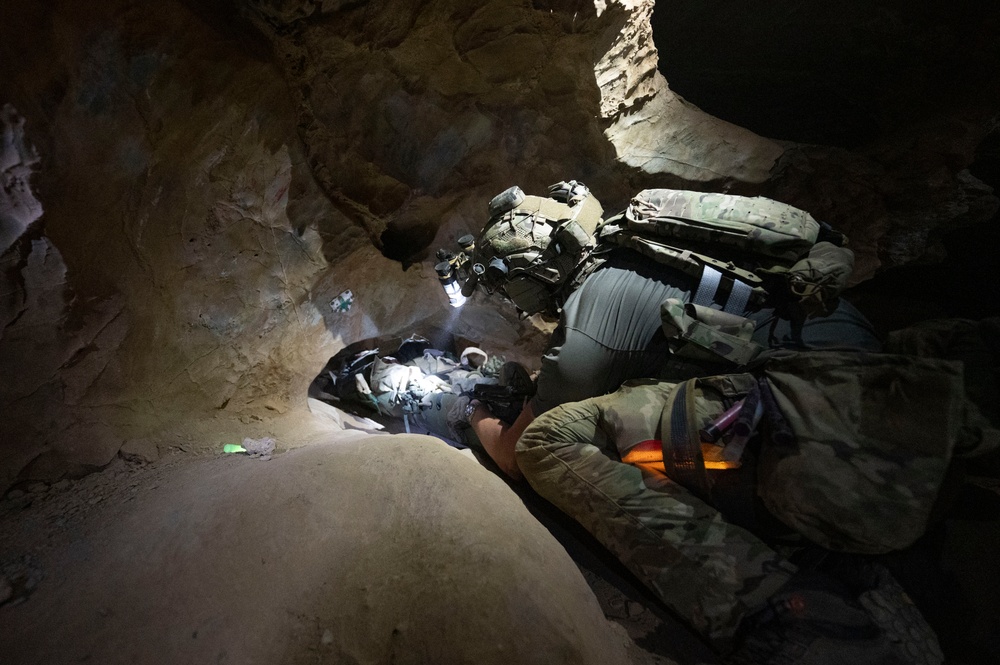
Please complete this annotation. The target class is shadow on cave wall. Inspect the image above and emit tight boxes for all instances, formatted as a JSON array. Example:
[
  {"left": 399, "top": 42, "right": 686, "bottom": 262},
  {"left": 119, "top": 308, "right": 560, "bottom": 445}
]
[
  {"left": 651, "top": 0, "right": 1000, "bottom": 149},
  {"left": 847, "top": 134, "right": 1000, "bottom": 332},
  {"left": 651, "top": 0, "right": 1000, "bottom": 333}
]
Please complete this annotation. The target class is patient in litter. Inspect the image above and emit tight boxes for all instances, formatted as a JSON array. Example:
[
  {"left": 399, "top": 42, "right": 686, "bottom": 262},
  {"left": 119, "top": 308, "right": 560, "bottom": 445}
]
[{"left": 309, "top": 333, "right": 533, "bottom": 447}]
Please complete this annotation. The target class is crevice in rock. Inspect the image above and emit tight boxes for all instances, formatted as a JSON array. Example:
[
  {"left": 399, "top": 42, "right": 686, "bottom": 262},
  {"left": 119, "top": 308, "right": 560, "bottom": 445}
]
[
  {"left": 848, "top": 129, "right": 1000, "bottom": 328},
  {"left": 379, "top": 219, "right": 436, "bottom": 265}
]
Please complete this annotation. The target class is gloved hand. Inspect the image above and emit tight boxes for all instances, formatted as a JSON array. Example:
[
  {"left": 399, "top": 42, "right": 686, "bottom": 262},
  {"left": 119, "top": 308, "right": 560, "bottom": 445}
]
[{"left": 547, "top": 180, "right": 590, "bottom": 205}]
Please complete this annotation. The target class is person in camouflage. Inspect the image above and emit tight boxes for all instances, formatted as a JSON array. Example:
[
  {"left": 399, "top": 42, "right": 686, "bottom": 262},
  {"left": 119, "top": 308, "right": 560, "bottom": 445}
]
[
  {"left": 453, "top": 183, "right": 1000, "bottom": 663},
  {"left": 514, "top": 345, "right": 1000, "bottom": 663},
  {"left": 456, "top": 182, "right": 930, "bottom": 662},
  {"left": 516, "top": 379, "right": 795, "bottom": 649},
  {"left": 465, "top": 183, "right": 881, "bottom": 479}
]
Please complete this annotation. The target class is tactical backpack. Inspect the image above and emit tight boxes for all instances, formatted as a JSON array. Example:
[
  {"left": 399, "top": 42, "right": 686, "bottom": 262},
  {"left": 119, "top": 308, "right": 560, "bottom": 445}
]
[
  {"left": 590, "top": 188, "right": 856, "bottom": 367},
  {"left": 600, "top": 189, "right": 855, "bottom": 319},
  {"left": 473, "top": 184, "right": 856, "bottom": 366}
]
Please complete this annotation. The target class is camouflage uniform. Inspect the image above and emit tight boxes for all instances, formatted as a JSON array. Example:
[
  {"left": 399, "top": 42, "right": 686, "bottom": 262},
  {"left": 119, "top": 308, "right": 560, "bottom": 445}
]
[
  {"left": 517, "top": 380, "right": 797, "bottom": 649},
  {"left": 517, "top": 350, "right": 989, "bottom": 650},
  {"left": 886, "top": 317, "right": 1000, "bottom": 458}
]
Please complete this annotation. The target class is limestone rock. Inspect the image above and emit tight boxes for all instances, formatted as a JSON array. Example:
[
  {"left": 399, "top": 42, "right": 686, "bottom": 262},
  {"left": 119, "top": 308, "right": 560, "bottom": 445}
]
[
  {"left": 0, "top": 436, "right": 636, "bottom": 665},
  {"left": 119, "top": 438, "right": 161, "bottom": 464},
  {"left": 595, "top": 1, "right": 784, "bottom": 184},
  {"left": 0, "top": 105, "right": 42, "bottom": 256},
  {"left": 0, "top": 0, "right": 358, "bottom": 490}
]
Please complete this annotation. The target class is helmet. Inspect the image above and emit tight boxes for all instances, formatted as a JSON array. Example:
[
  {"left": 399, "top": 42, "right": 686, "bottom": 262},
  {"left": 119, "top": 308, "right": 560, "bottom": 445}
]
[{"left": 468, "top": 183, "right": 604, "bottom": 315}]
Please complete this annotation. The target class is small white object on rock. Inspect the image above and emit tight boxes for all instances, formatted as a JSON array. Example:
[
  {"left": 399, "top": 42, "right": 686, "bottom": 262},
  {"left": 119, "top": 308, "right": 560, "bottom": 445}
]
[
  {"left": 321, "top": 628, "right": 334, "bottom": 646},
  {"left": 241, "top": 437, "right": 276, "bottom": 460}
]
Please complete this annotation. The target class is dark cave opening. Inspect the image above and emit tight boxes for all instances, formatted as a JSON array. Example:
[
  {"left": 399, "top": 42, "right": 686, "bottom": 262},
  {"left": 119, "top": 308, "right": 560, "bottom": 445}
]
[
  {"left": 651, "top": 0, "right": 1000, "bottom": 148},
  {"left": 651, "top": 0, "right": 1000, "bottom": 329},
  {"left": 379, "top": 219, "right": 439, "bottom": 266}
]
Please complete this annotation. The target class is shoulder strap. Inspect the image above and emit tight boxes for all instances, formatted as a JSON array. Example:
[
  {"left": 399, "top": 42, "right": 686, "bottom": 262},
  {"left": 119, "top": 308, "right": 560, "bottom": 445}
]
[
  {"left": 660, "top": 379, "right": 712, "bottom": 501},
  {"left": 600, "top": 218, "right": 766, "bottom": 312}
]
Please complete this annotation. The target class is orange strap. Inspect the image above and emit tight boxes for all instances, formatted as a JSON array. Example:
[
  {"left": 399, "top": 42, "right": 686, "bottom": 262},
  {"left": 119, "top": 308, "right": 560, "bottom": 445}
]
[{"left": 621, "top": 438, "right": 742, "bottom": 471}]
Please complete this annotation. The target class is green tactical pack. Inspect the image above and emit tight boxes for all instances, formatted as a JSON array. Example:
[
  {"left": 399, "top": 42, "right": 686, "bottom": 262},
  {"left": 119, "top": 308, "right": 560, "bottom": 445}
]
[
  {"left": 600, "top": 189, "right": 855, "bottom": 319},
  {"left": 597, "top": 189, "right": 856, "bottom": 367}
]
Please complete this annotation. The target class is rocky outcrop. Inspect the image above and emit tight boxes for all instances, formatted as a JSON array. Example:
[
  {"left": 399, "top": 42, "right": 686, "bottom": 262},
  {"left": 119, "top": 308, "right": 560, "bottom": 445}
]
[
  {"left": 1, "top": 1, "right": 998, "bottom": 662},
  {"left": 0, "top": 105, "right": 42, "bottom": 256},
  {"left": 595, "top": 1, "right": 784, "bottom": 184},
  {"left": 0, "top": 435, "right": 640, "bottom": 665}
]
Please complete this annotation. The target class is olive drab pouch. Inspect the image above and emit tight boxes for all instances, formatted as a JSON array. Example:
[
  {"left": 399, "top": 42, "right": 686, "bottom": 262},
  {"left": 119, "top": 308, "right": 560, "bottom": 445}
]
[
  {"left": 756, "top": 351, "right": 966, "bottom": 554},
  {"left": 659, "top": 298, "right": 763, "bottom": 368},
  {"left": 757, "top": 242, "right": 856, "bottom": 318}
]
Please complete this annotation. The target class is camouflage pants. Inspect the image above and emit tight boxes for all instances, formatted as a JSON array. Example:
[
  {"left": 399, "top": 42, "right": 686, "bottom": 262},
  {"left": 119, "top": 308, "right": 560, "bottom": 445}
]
[{"left": 516, "top": 382, "right": 796, "bottom": 650}]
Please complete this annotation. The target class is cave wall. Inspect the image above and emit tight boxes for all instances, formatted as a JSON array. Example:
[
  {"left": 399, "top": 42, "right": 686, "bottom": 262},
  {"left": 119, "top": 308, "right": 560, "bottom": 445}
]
[
  {"left": 0, "top": 0, "right": 436, "bottom": 489},
  {"left": 242, "top": 0, "right": 790, "bottom": 259},
  {"left": 1, "top": 0, "right": 998, "bottom": 490}
]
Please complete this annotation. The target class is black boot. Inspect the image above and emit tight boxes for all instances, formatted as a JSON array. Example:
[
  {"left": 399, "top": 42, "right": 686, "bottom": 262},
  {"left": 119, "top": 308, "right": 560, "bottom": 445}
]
[{"left": 728, "top": 570, "right": 909, "bottom": 665}]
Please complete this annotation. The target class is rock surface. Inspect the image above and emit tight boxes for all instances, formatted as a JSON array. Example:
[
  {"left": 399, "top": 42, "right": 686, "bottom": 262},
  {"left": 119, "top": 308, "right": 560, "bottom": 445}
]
[
  {"left": 0, "top": 434, "right": 640, "bottom": 665},
  {"left": 1, "top": 0, "right": 999, "bottom": 662}
]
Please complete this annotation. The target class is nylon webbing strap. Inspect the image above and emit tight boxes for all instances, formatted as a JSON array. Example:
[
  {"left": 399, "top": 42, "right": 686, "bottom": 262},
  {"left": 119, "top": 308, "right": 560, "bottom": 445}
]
[
  {"left": 660, "top": 380, "right": 711, "bottom": 501},
  {"left": 693, "top": 265, "right": 753, "bottom": 315},
  {"left": 692, "top": 266, "right": 721, "bottom": 308},
  {"left": 726, "top": 278, "right": 753, "bottom": 314}
]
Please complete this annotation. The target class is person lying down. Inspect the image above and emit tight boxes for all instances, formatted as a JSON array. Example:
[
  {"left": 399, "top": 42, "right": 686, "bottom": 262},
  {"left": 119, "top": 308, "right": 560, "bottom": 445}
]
[
  {"left": 516, "top": 349, "right": 998, "bottom": 665},
  {"left": 311, "top": 334, "right": 533, "bottom": 447}
]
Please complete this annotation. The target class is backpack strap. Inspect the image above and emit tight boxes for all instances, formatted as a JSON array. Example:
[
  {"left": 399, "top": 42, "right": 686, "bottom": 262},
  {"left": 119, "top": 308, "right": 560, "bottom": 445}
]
[
  {"left": 660, "top": 378, "right": 712, "bottom": 501},
  {"left": 599, "top": 219, "right": 766, "bottom": 310},
  {"left": 692, "top": 265, "right": 756, "bottom": 314}
]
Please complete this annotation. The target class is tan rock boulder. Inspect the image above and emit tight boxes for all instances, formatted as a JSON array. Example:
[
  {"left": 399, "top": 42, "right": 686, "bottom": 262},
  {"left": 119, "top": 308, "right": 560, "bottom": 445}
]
[{"left": 0, "top": 435, "right": 638, "bottom": 665}]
